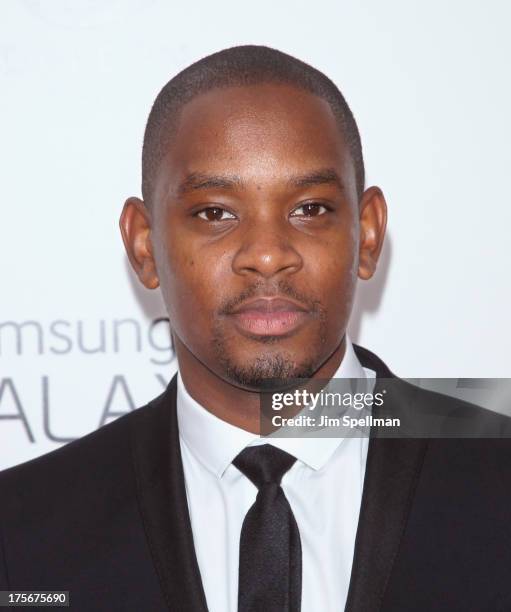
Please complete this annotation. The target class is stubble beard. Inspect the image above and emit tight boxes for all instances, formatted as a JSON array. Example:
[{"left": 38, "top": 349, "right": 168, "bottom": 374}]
[{"left": 211, "top": 321, "right": 328, "bottom": 391}]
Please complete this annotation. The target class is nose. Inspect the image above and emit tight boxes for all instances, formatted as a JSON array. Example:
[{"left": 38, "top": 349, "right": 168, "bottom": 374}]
[{"left": 231, "top": 224, "right": 303, "bottom": 279}]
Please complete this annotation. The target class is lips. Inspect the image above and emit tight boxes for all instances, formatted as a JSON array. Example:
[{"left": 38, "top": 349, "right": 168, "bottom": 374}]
[
  {"left": 233, "top": 298, "right": 305, "bottom": 314},
  {"left": 229, "top": 297, "right": 309, "bottom": 337}
]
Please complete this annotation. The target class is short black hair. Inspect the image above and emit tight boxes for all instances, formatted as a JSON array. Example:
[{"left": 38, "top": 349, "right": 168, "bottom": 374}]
[{"left": 142, "top": 45, "right": 364, "bottom": 205}]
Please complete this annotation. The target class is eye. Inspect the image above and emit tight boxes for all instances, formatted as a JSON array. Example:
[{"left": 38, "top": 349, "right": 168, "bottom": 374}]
[
  {"left": 290, "top": 202, "right": 329, "bottom": 218},
  {"left": 196, "top": 207, "right": 236, "bottom": 222}
]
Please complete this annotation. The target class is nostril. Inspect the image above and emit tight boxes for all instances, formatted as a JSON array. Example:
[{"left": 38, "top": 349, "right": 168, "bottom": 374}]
[{"left": 231, "top": 242, "right": 303, "bottom": 279}]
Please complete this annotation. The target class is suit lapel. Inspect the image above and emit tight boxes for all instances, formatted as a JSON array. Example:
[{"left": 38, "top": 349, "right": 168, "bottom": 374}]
[
  {"left": 129, "top": 376, "right": 208, "bottom": 612},
  {"left": 345, "top": 347, "right": 429, "bottom": 612}
]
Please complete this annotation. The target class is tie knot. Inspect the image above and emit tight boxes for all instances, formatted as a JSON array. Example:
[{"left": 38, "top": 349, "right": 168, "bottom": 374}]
[{"left": 233, "top": 444, "right": 297, "bottom": 489}]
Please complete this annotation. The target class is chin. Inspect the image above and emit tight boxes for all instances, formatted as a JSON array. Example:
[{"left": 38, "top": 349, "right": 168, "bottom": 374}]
[{"left": 216, "top": 349, "right": 319, "bottom": 391}]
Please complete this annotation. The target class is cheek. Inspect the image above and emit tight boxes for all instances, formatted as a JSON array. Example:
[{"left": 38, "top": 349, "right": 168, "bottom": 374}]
[
  {"left": 306, "top": 232, "right": 358, "bottom": 327},
  {"left": 308, "top": 230, "right": 358, "bottom": 291},
  {"left": 157, "top": 232, "right": 230, "bottom": 334}
]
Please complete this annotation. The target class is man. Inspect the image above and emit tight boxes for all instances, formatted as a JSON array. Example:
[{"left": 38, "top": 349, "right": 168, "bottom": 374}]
[{"left": 1, "top": 45, "right": 510, "bottom": 612}]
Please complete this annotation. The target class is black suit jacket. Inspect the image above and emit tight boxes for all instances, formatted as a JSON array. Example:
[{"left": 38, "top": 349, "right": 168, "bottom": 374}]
[{"left": 1, "top": 346, "right": 511, "bottom": 611}]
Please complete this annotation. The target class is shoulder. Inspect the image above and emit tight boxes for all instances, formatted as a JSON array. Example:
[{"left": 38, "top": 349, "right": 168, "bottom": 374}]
[
  {"left": 0, "top": 412, "right": 126, "bottom": 491},
  {"left": 0, "top": 384, "right": 173, "bottom": 517},
  {"left": 355, "top": 342, "right": 511, "bottom": 433}
]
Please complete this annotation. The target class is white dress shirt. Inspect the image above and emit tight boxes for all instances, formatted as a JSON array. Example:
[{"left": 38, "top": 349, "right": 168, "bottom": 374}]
[{"left": 177, "top": 337, "right": 376, "bottom": 612}]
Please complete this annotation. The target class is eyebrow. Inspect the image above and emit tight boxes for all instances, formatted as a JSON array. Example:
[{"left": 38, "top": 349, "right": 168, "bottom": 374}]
[
  {"left": 176, "top": 167, "right": 344, "bottom": 196},
  {"left": 177, "top": 172, "right": 242, "bottom": 195},
  {"left": 289, "top": 168, "right": 344, "bottom": 191}
]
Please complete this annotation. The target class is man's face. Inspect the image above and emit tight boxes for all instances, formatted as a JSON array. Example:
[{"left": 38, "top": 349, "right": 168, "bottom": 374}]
[{"left": 126, "top": 84, "right": 384, "bottom": 389}]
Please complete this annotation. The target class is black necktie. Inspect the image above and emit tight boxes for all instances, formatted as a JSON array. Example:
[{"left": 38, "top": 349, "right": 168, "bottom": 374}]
[{"left": 233, "top": 444, "right": 302, "bottom": 612}]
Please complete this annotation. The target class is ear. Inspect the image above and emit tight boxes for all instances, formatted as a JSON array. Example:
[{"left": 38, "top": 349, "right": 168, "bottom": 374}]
[
  {"left": 357, "top": 186, "right": 387, "bottom": 280},
  {"left": 119, "top": 197, "right": 160, "bottom": 289}
]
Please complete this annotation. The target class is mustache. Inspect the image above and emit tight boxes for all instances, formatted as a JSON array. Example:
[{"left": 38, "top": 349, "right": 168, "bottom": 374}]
[{"left": 218, "top": 281, "right": 323, "bottom": 316}]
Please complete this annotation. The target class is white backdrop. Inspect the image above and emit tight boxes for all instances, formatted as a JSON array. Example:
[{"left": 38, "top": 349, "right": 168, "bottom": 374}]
[{"left": 1, "top": 0, "right": 510, "bottom": 470}]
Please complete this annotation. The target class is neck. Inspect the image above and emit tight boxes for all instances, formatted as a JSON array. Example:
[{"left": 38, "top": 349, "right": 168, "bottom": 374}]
[{"left": 174, "top": 336, "right": 347, "bottom": 434}]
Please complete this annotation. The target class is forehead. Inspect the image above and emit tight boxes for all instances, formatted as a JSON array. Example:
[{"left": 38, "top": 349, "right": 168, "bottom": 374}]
[{"left": 156, "top": 83, "right": 355, "bottom": 197}]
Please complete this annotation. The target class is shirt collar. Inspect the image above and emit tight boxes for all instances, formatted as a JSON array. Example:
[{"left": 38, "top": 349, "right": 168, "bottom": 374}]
[{"left": 176, "top": 335, "right": 374, "bottom": 478}]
